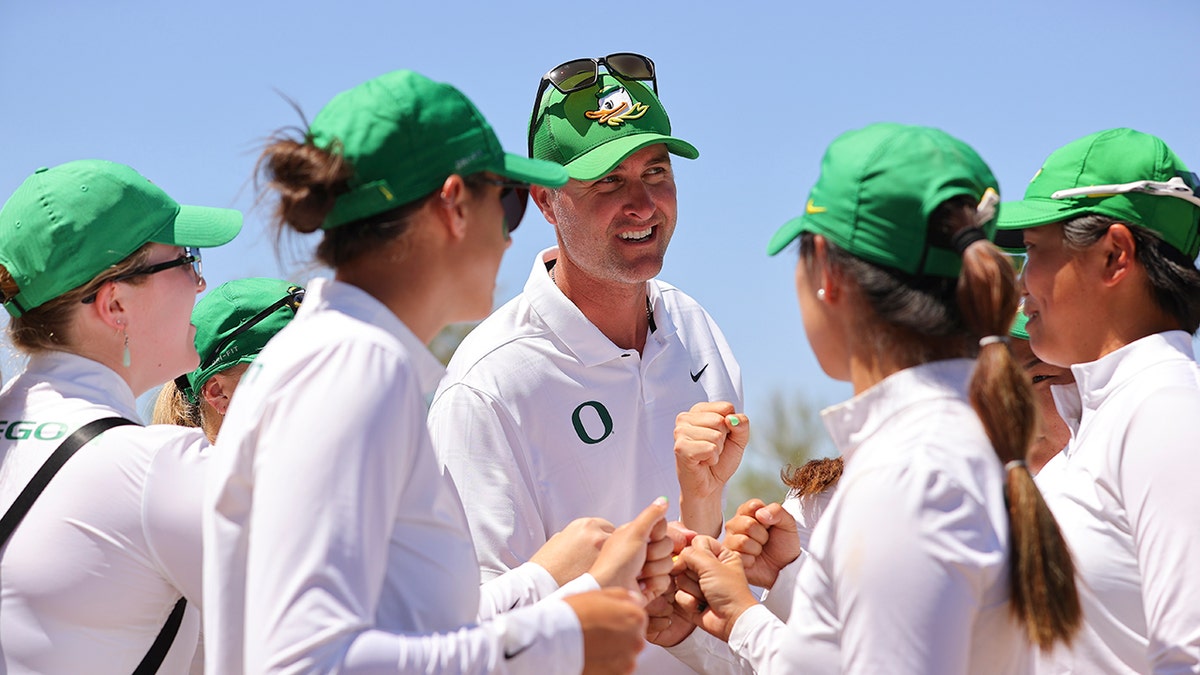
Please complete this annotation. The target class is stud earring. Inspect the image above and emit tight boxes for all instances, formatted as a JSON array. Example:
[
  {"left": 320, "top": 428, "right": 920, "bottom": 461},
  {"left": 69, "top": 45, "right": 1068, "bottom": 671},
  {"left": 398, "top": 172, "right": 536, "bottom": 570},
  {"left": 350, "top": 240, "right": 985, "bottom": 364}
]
[{"left": 817, "top": 288, "right": 826, "bottom": 301}]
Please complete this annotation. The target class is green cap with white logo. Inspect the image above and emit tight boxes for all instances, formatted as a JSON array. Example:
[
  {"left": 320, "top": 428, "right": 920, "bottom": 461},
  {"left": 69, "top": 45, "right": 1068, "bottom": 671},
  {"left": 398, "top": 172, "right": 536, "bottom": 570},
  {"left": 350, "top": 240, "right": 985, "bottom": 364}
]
[
  {"left": 312, "top": 70, "right": 569, "bottom": 229},
  {"left": 0, "top": 160, "right": 242, "bottom": 318},
  {"left": 768, "top": 123, "right": 1000, "bottom": 278},
  {"left": 995, "top": 128, "right": 1200, "bottom": 260},
  {"left": 530, "top": 72, "right": 698, "bottom": 181}
]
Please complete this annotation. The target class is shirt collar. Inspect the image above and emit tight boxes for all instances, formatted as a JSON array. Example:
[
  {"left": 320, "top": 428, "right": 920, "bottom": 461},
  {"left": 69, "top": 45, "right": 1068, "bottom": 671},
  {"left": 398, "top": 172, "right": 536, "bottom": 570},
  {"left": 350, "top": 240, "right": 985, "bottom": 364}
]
[
  {"left": 1055, "top": 330, "right": 1197, "bottom": 435},
  {"left": 19, "top": 350, "right": 140, "bottom": 418},
  {"left": 523, "top": 247, "right": 668, "bottom": 367},
  {"left": 820, "top": 359, "right": 973, "bottom": 463},
  {"left": 300, "top": 277, "right": 445, "bottom": 396}
]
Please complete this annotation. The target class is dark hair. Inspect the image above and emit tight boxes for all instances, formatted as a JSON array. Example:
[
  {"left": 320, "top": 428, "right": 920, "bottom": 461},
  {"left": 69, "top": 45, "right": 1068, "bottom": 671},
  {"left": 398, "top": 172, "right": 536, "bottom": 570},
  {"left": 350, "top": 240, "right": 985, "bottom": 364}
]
[
  {"left": 798, "top": 197, "right": 1081, "bottom": 649},
  {"left": 1, "top": 245, "right": 154, "bottom": 354},
  {"left": 1061, "top": 213, "right": 1200, "bottom": 333},
  {"left": 256, "top": 129, "right": 489, "bottom": 269}
]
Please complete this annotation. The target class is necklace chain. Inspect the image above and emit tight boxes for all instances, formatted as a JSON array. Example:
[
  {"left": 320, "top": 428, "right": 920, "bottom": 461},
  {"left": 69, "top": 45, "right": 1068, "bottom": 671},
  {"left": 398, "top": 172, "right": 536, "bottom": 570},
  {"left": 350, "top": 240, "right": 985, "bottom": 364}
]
[{"left": 550, "top": 263, "right": 654, "bottom": 327}]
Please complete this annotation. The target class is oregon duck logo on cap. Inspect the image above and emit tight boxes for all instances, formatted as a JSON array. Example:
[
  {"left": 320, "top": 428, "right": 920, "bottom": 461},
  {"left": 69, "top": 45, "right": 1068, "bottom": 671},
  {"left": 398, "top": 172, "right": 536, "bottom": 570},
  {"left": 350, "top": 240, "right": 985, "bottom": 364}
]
[{"left": 585, "top": 84, "right": 649, "bottom": 127}]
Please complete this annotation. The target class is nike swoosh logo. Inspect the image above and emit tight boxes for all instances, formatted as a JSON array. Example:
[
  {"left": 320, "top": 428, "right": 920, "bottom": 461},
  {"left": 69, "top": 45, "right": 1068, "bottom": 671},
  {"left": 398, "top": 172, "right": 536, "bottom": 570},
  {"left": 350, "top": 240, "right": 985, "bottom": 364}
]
[
  {"left": 806, "top": 199, "right": 827, "bottom": 214},
  {"left": 505, "top": 641, "right": 534, "bottom": 660},
  {"left": 690, "top": 364, "right": 708, "bottom": 382}
]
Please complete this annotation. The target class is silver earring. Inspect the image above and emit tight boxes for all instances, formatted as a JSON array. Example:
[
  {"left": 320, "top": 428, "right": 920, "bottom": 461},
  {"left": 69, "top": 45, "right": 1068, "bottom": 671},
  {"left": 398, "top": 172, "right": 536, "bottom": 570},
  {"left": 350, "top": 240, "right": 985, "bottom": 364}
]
[
  {"left": 121, "top": 326, "right": 131, "bottom": 368},
  {"left": 817, "top": 288, "right": 826, "bottom": 301}
]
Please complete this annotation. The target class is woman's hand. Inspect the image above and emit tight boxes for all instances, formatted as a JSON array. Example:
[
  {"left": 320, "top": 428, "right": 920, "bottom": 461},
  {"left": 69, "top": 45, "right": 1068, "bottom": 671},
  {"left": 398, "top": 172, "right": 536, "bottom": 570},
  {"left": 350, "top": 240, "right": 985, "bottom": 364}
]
[
  {"left": 565, "top": 588, "right": 647, "bottom": 675},
  {"left": 588, "top": 497, "right": 672, "bottom": 603},
  {"left": 672, "top": 536, "right": 759, "bottom": 642},
  {"left": 723, "top": 499, "right": 801, "bottom": 588},
  {"left": 531, "top": 516, "right": 615, "bottom": 586},
  {"left": 644, "top": 581, "right": 696, "bottom": 648},
  {"left": 674, "top": 402, "right": 749, "bottom": 537}
]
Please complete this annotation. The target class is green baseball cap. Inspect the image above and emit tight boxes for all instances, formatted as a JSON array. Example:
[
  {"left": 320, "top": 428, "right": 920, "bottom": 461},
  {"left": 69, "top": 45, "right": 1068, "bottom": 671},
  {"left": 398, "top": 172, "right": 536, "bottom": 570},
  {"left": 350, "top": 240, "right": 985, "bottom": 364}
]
[
  {"left": 995, "top": 128, "right": 1200, "bottom": 260},
  {"left": 311, "top": 70, "right": 569, "bottom": 229},
  {"left": 768, "top": 123, "right": 1000, "bottom": 278},
  {"left": 530, "top": 72, "right": 698, "bottom": 181},
  {"left": 181, "top": 277, "right": 303, "bottom": 404},
  {"left": 0, "top": 160, "right": 243, "bottom": 318}
]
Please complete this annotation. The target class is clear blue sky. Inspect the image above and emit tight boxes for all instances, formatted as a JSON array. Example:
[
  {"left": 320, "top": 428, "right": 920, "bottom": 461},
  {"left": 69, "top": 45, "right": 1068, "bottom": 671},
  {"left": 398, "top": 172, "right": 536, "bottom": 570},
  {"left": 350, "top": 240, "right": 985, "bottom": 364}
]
[{"left": 3, "top": 0, "right": 1198, "bottom": 436}]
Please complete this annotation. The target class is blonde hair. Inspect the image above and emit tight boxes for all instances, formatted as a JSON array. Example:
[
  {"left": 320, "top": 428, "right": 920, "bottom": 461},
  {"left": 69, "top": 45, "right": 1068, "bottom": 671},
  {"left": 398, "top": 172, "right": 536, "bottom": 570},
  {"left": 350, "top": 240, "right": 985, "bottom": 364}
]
[{"left": 151, "top": 363, "right": 250, "bottom": 443}]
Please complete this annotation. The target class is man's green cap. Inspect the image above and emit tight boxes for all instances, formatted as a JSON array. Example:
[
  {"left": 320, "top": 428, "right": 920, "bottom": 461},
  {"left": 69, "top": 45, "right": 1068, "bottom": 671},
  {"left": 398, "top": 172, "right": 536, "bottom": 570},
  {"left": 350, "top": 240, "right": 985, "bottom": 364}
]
[
  {"left": 0, "top": 160, "right": 242, "bottom": 318},
  {"left": 182, "top": 277, "right": 302, "bottom": 404},
  {"left": 995, "top": 128, "right": 1200, "bottom": 260},
  {"left": 530, "top": 72, "right": 698, "bottom": 181},
  {"left": 311, "top": 70, "right": 568, "bottom": 230},
  {"left": 769, "top": 123, "right": 1000, "bottom": 278}
]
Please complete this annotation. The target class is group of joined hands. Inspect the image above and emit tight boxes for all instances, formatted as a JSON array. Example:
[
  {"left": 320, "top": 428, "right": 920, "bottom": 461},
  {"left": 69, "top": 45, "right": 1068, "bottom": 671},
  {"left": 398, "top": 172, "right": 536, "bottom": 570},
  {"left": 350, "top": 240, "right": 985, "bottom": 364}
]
[{"left": 523, "top": 401, "right": 798, "bottom": 674}]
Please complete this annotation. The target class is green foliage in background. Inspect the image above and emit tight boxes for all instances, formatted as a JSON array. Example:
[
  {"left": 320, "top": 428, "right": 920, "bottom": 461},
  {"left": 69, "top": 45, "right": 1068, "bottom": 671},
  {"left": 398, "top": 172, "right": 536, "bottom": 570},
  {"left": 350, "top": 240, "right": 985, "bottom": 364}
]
[{"left": 724, "top": 389, "right": 831, "bottom": 521}]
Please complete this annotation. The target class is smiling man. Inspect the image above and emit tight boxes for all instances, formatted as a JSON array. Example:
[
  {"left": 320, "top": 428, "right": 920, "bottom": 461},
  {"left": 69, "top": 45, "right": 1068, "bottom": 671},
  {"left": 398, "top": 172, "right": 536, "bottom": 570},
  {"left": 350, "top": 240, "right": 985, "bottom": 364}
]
[{"left": 428, "top": 54, "right": 743, "bottom": 674}]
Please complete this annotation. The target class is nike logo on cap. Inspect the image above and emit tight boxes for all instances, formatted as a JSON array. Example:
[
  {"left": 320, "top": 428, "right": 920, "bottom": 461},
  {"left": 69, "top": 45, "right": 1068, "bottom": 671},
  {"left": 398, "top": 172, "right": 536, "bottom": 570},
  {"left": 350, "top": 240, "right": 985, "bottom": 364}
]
[
  {"left": 690, "top": 364, "right": 708, "bottom": 382},
  {"left": 806, "top": 199, "right": 827, "bottom": 214}
]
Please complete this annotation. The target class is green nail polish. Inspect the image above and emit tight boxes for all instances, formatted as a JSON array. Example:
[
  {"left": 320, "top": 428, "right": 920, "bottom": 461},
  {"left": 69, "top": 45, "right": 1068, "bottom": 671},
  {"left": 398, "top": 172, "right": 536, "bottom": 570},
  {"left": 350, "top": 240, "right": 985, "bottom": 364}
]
[{"left": 727, "top": 415, "right": 740, "bottom": 427}]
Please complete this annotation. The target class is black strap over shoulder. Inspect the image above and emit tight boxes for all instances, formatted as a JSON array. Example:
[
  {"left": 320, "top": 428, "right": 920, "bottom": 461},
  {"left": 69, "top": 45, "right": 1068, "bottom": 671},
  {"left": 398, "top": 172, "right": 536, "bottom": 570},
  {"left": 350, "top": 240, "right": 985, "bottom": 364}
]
[
  {"left": 0, "top": 417, "right": 137, "bottom": 545},
  {"left": 132, "top": 597, "right": 187, "bottom": 675},
  {"left": 0, "top": 416, "right": 187, "bottom": 674}
]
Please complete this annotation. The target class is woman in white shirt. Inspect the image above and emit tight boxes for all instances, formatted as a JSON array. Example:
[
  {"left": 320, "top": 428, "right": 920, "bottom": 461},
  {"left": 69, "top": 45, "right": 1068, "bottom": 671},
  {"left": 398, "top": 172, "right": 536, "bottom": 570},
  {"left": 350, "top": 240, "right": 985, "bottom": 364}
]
[
  {"left": 663, "top": 123, "right": 1082, "bottom": 674},
  {"left": 0, "top": 159, "right": 242, "bottom": 674},
  {"left": 994, "top": 128, "right": 1200, "bottom": 674},
  {"left": 203, "top": 69, "right": 671, "bottom": 675}
]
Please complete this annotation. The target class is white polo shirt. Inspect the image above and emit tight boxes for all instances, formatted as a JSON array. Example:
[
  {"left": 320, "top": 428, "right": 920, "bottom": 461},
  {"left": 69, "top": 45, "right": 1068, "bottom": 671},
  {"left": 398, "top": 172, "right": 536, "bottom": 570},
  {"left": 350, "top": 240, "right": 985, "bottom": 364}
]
[
  {"left": 729, "top": 360, "right": 1029, "bottom": 675},
  {"left": 1036, "top": 331, "right": 1200, "bottom": 674},
  {"left": 203, "top": 278, "right": 583, "bottom": 675},
  {"left": 428, "top": 247, "right": 743, "bottom": 674},
  {"left": 0, "top": 351, "right": 205, "bottom": 674}
]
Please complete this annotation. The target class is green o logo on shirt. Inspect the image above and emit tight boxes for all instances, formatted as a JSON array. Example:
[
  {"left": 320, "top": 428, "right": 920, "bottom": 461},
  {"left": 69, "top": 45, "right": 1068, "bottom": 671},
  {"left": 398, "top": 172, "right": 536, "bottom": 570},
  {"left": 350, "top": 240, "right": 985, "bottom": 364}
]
[{"left": 571, "top": 401, "right": 614, "bottom": 444}]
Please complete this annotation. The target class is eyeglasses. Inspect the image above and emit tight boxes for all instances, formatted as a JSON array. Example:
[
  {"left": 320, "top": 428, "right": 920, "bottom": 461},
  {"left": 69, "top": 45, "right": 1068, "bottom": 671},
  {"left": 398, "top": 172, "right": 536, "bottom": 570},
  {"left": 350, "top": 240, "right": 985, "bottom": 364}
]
[
  {"left": 198, "top": 286, "right": 304, "bottom": 371},
  {"left": 527, "top": 52, "right": 657, "bottom": 156},
  {"left": 1051, "top": 175, "right": 1200, "bottom": 209},
  {"left": 475, "top": 177, "right": 530, "bottom": 239},
  {"left": 82, "top": 247, "right": 203, "bottom": 304},
  {"left": 1003, "top": 251, "right": 1028, "bottom": 277}
]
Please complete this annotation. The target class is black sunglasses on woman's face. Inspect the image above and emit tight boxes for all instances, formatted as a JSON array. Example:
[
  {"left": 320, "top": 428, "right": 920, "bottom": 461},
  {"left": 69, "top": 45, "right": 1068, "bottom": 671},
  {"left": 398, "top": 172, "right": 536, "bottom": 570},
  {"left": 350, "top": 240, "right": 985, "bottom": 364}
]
[
  {"left": 475, "top": 178, "right": 531, "bottom": 240},
  {"left": 81, "top": 247, "right": 203, "bottom": 304}
]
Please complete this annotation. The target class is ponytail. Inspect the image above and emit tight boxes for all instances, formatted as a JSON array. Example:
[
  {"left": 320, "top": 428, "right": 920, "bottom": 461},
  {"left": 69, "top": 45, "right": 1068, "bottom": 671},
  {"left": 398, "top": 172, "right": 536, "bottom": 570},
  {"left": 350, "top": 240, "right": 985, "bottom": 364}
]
[
  {"left": 943, "top": 199, "right": 1082, "bottom": 650},
  {"left": 151, "top": 376, "right": 227, "bottom": 444},
  {"left": 255, "top": 128, "right": 428, "bottom": 269},
  {"left": 152, "top": 379, "right": 201, "bottom": 428},
  {"left": 782, "top": 457, "right": 844, "bottom": 498}
]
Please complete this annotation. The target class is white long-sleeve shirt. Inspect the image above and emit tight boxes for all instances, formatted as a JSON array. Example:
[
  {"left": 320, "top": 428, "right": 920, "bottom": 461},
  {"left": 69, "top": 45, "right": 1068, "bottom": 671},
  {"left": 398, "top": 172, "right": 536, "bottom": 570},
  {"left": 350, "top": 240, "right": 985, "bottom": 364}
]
[
  {"left": 715, "top": 360, "right": 1030, "bottom": 674},
  {"left": 203, "top": 278, "right": 584, "bottom": 675},
  {"left": 1037, "top": 331, "right": 1200, "bottom": 674},
  {"left": 665, "top": 488, "right": 833, "bottom": 675},
  {"left": 428, "top": 248, "right": 744, "bottom": 675},
  {"left": 0, "top": 352, "right": 205, "bottom": 674}
]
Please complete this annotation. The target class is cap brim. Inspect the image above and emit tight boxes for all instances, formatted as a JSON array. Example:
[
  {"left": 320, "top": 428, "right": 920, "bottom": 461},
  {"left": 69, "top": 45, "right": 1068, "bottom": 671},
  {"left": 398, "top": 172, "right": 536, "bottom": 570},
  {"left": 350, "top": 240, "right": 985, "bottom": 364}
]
[
  {"left": 154, "top": 205, "right": 244, "bottom": 248},
  {"left": 493, "top": 153, "right": 570, "bottom": 188},
  {"left": 996, "top": 198, "right": 1082, "bottom": 231},
  {"left": 767, "top": 215, "right": 805, "bottom": 256},
  {"left": 563, "top": 133, "right": 699, "bottom": 181}
]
